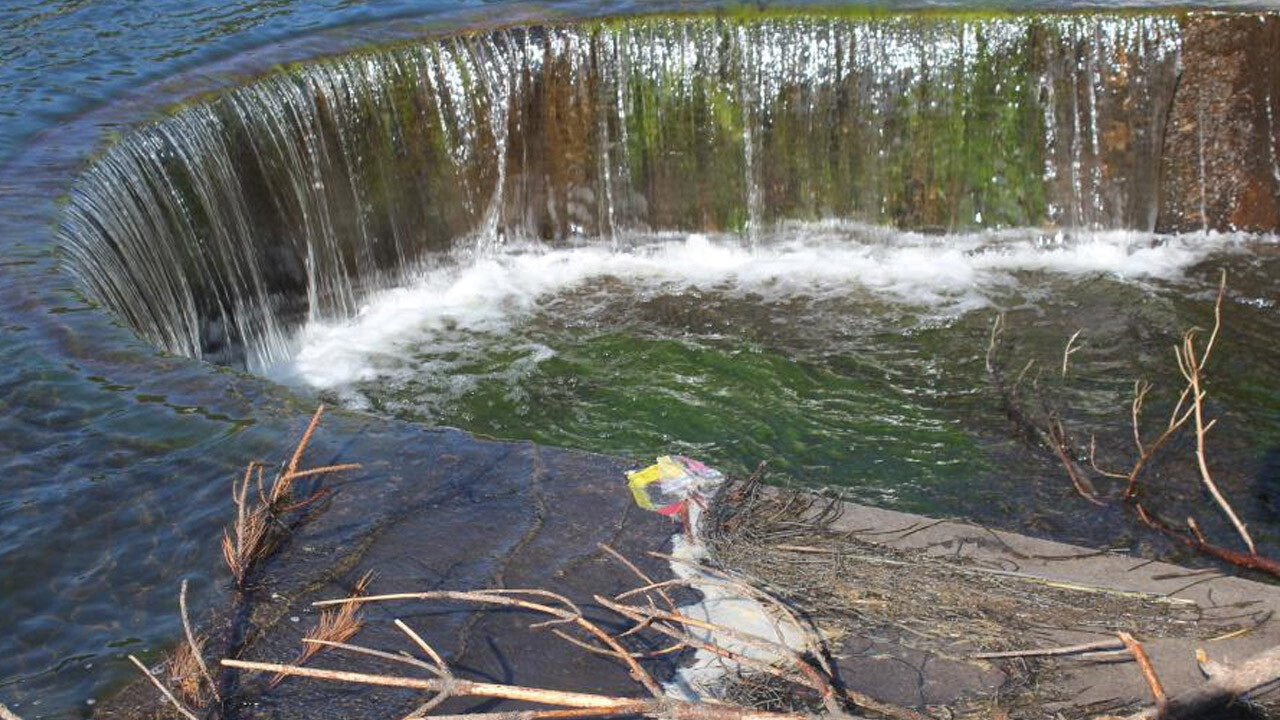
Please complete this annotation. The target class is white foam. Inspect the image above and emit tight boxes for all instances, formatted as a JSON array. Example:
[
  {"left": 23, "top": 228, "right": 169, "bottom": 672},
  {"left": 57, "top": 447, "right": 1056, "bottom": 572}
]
[{"left": 272, "top": 224, "right": 1255, "bottom": 390}]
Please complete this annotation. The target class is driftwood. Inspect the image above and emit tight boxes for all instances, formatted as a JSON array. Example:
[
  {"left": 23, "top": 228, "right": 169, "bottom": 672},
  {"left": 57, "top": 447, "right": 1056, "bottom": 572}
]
[{"left": 221, "top": 658, "right": 806, "bottom": 720}]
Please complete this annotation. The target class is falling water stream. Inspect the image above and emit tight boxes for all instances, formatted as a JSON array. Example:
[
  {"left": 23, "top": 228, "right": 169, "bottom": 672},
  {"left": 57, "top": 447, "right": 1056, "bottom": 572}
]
[
  {"left": 64, "top": 15, "right": 1190, "bottom": 371},
  {"left": 4, "top": 3, "right": 1280, "bottom": 718}
]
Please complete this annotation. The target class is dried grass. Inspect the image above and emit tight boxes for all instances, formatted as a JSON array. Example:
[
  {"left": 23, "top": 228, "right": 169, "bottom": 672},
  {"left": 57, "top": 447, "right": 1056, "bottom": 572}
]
[
  {"left": 168, "top": 634, "right": 211, "bottom": 707},
  {"left": 221, "top": 404, "right": 359, "bottom": 586},
  {"left": 272, "top": 570, "right": 375, "bottom": 686}
]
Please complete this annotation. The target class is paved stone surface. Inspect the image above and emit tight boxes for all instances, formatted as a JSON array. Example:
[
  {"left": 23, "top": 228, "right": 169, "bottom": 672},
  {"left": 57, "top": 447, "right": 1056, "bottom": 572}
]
[{"left": 824, "top": 501, "right": 1280, "bottom": 711}]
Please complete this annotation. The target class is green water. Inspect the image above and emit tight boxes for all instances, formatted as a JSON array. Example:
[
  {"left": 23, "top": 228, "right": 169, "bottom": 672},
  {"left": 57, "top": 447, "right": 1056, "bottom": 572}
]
[
  {"left": 297, "top": 228, "right": 1280, "bottom": 545},
  {"left": 381, "top": 330, "right": 989, "bottom": 506}
]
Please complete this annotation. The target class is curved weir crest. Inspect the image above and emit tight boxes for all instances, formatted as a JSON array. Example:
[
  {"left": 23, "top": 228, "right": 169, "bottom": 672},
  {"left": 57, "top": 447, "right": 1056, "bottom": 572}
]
[{"left": 60, "top": 13, "right": 1215, "bottom": 373}]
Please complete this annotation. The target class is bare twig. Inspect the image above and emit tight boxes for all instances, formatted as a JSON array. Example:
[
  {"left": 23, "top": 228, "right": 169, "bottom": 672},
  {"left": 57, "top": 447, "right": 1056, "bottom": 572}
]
[
  {"left": 1180, "top": 326, "right": 1256, "bottom": 555},
  {"left": 1130, "top": 380, "right": 1151, "bottom": 455},
  {"left": 300, "top": 638, "right": 442, "bottom": 674},
  {"left": 280, "top": 404, "right": 326, "bottom": 499},
  {"left": 1134, "top": 505, "right": 1280, "bottom": 577},
  {"left": 280, "top": 462, "right": 362, "bottom": 483},
  {"left": 1123, "top": 385, "right": 1196, "bottom": 500},
  {"left": 425, "top": 707, "right": 652, "bottom": 720},
  {"left": 1113, "top": 644, "right": 1280, "bottom": 719},
  {"left": 1047, "top": 419, "right": 1104, "bottom": 506},
  {"left": 1089, "top": 435, "right": 1128, "bottom": 480},
  {"left": 395, "top": 619, "right": 451, "bottom": 678},
  {"left": 221, "top": 659, "right": 808, "bottom": 720},
  {"left": 178, "top": 579, "right": 219, "bottom": 702},
  {"left": 128, "top": 655, "right": 200, "bottom": 720},
  {"left": 1062, "top": 329, "right": 1083, "bottom": 378},
  {"left": 224, "top": 659, "right": 631, "bottom": 706},
  {"left": 986, "top": 313, "right": 1005, "bottom": 375},
  {"left": 972, "top": 639, "right": 1126, "bottom": 660},
  {"left": 1117, "top": 632, "right": 1166, "bottom": 709},
  {"left": 312, "top": 590, "right": 663, "bottom": 697},
  {"left": 600, "top": 544, "right": 678, "bottom": 615}
]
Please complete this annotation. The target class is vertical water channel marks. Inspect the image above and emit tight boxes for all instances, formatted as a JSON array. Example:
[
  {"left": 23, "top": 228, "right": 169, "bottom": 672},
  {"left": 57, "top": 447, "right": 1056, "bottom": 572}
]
[
  {"left": 59, "top": 13, "right": 1278, "bottom": 371},
  {"left": 1156, "top": 14, "right": 1280, "bottom": 234}
]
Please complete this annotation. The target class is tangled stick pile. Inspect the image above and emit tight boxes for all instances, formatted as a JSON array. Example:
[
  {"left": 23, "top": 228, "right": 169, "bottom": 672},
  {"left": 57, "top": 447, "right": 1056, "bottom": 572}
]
[{"left": 702, "top": 477, "right": 1280, "bottom": 719}]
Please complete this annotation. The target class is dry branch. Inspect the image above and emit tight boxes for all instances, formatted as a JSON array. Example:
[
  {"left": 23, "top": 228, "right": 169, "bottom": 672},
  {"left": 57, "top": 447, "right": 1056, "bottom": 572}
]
[
  {"left": 987, "top": 271, "right": 1280, "bottom": 579},
  {"left": 1062, "top": 329, "right": 1083, "bottom": 378},
  {"left": 971, "top": 639, "right": 1126, "bottom": 660},
  {"left": 1134, "top": 504, "right": 1280, "bottom": 576},
  {"left": 1178, "top": 319, "right": 1256, "bottom": 554},
  {"left": 312, "top": 589, "right": 663, "bottom": 697},
  {"left": 1116, "top": 632, "right": 1165, "bottom": 709},
  {"left": 395, "top": 618, "right": 451, "bottom": 677},
  {"left": 272, "top": 570, "right": 374, "bottom": 686},
  {"left": 178, "top": 579, "right": 218, "bottom": 703},
  {"left": 1047, "top": 419, "right": 1104, "bottom": 506},
  {"left": 599, "top": 543, "right": 679, "bottom": 615},
  {"left": 220, "top": 404, "right": 358, "bottom": 586},
  {"left": 167, "top": 635, "right": 211, "bottom": 707},
  {"left": 221, "top": 658, "right": 809, "bottom": 720}
]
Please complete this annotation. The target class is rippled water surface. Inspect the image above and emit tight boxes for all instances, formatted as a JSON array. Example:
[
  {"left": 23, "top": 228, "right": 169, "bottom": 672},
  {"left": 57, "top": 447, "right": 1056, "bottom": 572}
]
[{"left": 3, "top": 2, "right": 1280, "bottom": 719}]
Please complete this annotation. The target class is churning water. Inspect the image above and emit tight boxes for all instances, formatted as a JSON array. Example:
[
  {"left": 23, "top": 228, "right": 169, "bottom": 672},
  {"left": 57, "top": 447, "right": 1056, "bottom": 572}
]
[
  {"left": 55, "top": 11, "right": 1280, "bottom": 544},
  {"left": 270, "top": 225, "right": 1280, "bottom": 515}
]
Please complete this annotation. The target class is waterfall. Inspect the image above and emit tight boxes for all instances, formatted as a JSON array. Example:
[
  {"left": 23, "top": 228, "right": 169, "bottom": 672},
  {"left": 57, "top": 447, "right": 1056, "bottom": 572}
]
[{"left": 60, "top": 14, "right": 1196, "bottom": 371}]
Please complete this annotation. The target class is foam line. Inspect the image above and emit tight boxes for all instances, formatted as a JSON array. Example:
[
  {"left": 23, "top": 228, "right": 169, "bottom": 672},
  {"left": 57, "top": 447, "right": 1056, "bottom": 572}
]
[{"left": 273, "top": 224, "right": 1256, "bottom": 390}]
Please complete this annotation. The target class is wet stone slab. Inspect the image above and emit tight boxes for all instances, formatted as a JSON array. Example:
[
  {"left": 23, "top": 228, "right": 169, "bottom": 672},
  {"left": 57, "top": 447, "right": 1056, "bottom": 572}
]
[
  {"left": 98, "top": 436, "right": 1280, "bottom": 719},
  {"left": 96, "top": 430, "right": 687, "bottom": 720}
]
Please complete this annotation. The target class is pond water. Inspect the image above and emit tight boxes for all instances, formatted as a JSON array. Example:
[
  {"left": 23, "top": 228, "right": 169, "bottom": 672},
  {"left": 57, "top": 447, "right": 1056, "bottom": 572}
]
[
  {"left": 2, "top": 2, "right": 1280, "bottom": 719},
  {"left": 274, "top": 226, "right": 1280, "bottom": 528}
]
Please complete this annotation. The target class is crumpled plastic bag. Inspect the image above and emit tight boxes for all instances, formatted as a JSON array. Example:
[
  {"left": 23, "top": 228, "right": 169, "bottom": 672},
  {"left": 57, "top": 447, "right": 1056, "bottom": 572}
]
[{"left": 626, "top": 455, "right": 724, "bottom": 516}]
